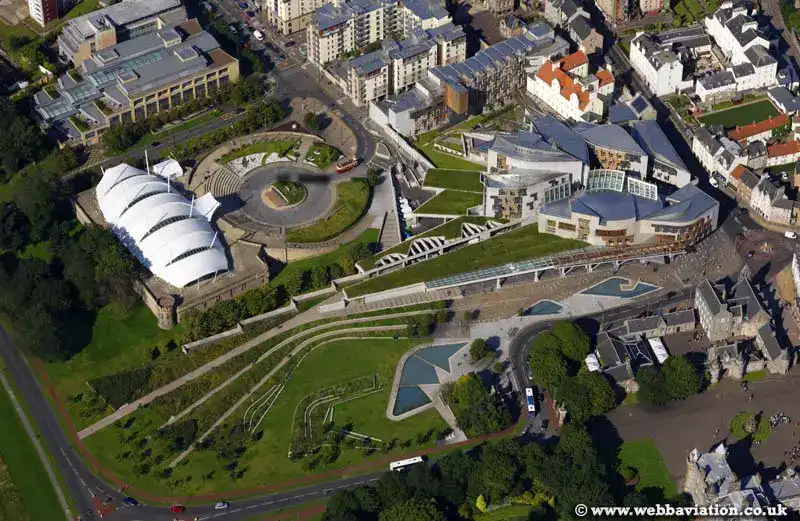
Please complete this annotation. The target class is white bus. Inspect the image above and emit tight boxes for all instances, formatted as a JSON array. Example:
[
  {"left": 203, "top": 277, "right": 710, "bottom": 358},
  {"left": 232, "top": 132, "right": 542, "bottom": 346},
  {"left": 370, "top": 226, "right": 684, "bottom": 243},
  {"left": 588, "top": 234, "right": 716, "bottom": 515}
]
[
  {"left": 389, "top": 456, "right": 424, "bottom": 471},
  {"left": 525, "top": 387, "right": 536, "bottom": 414}
]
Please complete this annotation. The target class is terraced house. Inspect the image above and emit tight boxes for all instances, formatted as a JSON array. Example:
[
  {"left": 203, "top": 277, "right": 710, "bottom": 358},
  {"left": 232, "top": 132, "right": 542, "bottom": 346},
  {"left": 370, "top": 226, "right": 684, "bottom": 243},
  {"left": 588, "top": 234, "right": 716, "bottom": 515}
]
[{"left": 34, "top": 20, "right": 239, "bottom": 146}]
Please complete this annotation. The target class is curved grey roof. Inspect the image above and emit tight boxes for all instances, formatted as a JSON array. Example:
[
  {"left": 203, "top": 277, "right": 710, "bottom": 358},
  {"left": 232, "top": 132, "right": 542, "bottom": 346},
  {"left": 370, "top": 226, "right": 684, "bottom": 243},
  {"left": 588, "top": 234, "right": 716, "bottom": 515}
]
[
  {"left": 630, "top": 120, "right": 688, "bottom": 172},
  {"left": 575, "top": 123, "right": 646, "bottom": 155}
]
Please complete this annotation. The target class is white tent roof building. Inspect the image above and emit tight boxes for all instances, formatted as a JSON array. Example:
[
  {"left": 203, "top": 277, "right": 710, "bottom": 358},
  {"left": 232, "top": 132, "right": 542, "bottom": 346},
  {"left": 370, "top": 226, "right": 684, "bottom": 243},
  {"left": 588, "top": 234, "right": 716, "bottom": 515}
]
[{"left": 96, "top": 162, "right": 228, "bottom": 288}]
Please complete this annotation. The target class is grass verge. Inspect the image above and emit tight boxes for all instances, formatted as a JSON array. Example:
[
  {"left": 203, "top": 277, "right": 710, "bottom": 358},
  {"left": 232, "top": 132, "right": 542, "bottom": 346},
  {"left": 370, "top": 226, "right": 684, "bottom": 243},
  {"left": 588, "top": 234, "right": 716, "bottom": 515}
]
[
  {"left": 285, "top": 180, "right": 370, "bottom": 243},
  {"left": 415, "top": 191, "right": 483, "bottom": 215},
  {"left": 347, "top": 224, "right": 584, "bottom": 297},
  {"left": 618, "top": 439, "right": 677, "bottom": 499},
  {"left": 0, "top": 369, "right": 66, "bottom": 521},
  {"left": 221, "top": 138, "right": 298, "bottom": 164},
  {"left": 272, "top": 181, "right": 307, "bottom": 206}
]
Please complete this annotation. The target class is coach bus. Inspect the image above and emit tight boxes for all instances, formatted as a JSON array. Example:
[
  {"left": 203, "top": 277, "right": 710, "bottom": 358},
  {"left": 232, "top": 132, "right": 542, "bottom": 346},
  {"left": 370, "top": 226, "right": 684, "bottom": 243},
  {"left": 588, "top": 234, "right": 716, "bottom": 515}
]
[
  {"left": 389, "top": 456, "right": 424, "bottom": 471},
  {"left": 525, "top": 387, "right": 536, "bottom": 414}
]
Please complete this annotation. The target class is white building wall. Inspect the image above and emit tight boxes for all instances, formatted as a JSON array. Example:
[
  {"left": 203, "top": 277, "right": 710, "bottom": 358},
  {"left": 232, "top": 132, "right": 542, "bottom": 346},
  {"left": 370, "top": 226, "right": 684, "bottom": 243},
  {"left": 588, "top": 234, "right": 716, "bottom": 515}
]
[{"left": 629, "top": 38, "right": 684, "bottom": 97}]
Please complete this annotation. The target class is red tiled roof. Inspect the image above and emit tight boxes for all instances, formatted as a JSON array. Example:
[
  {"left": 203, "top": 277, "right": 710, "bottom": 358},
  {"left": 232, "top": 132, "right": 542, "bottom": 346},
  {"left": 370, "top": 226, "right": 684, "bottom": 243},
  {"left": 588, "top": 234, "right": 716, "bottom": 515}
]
[
  {"left": 556, "top": 51, "right": 588, "bottom": 72},
  {"left": 728, "top": 114, "right": 789, "bottom": 141},
  {"left": 767, "top": 140, "right": 800, "bottom": 158},
  {"left": 536, "top": 60, "right": 590, "bottom": 110},
  {"left": 729, "top": 164, "right": 747, "bottom": 180},
  {"left": 596, "top": 69, "right": 614, "bottom": 87}
]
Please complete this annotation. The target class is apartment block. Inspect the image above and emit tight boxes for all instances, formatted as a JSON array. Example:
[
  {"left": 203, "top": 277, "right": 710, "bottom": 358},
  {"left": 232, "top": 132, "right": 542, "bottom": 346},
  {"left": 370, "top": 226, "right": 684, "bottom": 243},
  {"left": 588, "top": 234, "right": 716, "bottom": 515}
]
[
  {"left": 28, "top": 0, "right": 60, "bottom": 26},
  {"left": 544, "top": 0, "right": 603, "bottom": 54},
  {"left": 629, "top": 32, "right": 691, "bottom": 97},
  {"left": 57, "top": 0, "right": 187, "bottom": 65},
  {"left": 333, "top": 24, "right": 465, "bottom": 106},
  {"left": 35, "top": 20, "right": 239, "bottom": 145},
  {"left": 594, "top": 0, "right": 630, "bottom": 25},
  {"left": 528, "top": 50, "right": 614, "bottom": 123}
]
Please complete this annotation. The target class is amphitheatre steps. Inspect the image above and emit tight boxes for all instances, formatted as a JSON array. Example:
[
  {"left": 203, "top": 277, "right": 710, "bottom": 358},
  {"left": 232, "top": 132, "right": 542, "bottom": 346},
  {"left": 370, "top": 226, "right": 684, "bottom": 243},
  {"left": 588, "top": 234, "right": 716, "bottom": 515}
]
[{"left": 207, "top": 168, "right": 242, "bottom": 198}]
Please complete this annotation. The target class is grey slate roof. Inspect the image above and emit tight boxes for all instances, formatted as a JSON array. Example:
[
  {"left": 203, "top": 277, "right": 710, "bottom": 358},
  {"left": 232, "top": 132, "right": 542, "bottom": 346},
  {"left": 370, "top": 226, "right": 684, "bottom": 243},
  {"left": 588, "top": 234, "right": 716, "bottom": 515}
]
[
  {"left": 731, "top": 62, "right": 755, "bottom": 78},
  {"left": 532, "top": 115, "right": 591, "bottom": 164},
  {"left": 609, "top": 103, "right": 637, "bottom": 124},
  {"left": 758, "top": 324, "right": 782, "bottom": 359},
  {"left": 569, "top": 15, "right": 593, "bottom": 40},
  {"left": 698, "top": 70, "right": 736, "bottom": 90},
  {"left": 596, "top": 331, "right": 626, "bottom": 365},
  {"left": 605, "top": 363, "right": 635, "bottom": 382},
  {"left": 697, "top": 279, "right": 722, "bottom": 315},
  {"left": 626, "top": 316, "right": 663, "bottom": 333},
  {"left": 575, "top": 123, "right": 646, "bottom": 155},
  {"left": 695, "top": 127, "right": 724, "bottom": 155},
  {"left": 629, "top": 119, "right": 688, "bottom": 173},
  {"left": 745, "top": 45, "right": 777, "bottom": 67},
  {"left": 663, "top": 309, "right": 696, "bottom": 326},
  {"left": 768, "top": 86, "right": 800, "bottom": 112}
]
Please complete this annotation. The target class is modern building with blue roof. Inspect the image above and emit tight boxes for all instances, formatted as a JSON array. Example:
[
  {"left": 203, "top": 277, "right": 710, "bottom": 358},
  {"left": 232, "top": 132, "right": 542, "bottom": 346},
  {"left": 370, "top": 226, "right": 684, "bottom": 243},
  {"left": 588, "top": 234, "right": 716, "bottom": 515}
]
[
  {"left": 629, "top": 119, "right": 692, "bottom": 187},
  {"left": 539, "top": 171, "right": 718, "bottom": 247},
  {"left": 575, "top": 122, "right": 650, "bottom": 178}
]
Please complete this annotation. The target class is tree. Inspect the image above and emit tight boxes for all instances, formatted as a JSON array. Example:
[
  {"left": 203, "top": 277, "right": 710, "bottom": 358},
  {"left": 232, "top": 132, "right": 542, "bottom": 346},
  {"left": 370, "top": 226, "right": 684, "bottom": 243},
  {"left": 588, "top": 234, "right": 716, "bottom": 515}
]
[
  {"left": 304, "top": 112, "right": 322, "bottom": 131},
  {"left": 492, "top": 361, "right": 504, "bottom": 373},
  {"left": 0, "top": 98, "right": 50, "bottom": 175},
  {"left": 14, "top": 168, "right": 60, "bottom": 241},
  {"left": 475, "top": 495, "right": 487, "bottom": 513},
  {"left": 367, "top": 167, "right": 380, "bottom": 187},
  {"left": 283, "top": 270, "right": 308, "bottom": 295},
  {"left": 551, "top": 321, "right": 591, "bottom": 362},
  {"left": 469, "top": 338, "right": 490, "bottom": 361},
  {"left": 340, "top": 242, "right": 372, "bottom": 274},
  {"left": 0, "top": 202, "right": 29, "bottom": 251},
  {"left": 446, "top": 374, "right": 511, "bottom": 437},
  {"left": 529, "top": 337, "right": 569, "bottom": 394},
  {"left": 311, "top": 264, "right": 330, "bottom": 289},
  {"left": 559, "top": 372, "right": 615, "bottom": 422},
  {"left": 636, "top": 366, "right": 669, "bottom": 406},
  {"left": 662, "top": 356, "right": 701, "bottom": 400}
]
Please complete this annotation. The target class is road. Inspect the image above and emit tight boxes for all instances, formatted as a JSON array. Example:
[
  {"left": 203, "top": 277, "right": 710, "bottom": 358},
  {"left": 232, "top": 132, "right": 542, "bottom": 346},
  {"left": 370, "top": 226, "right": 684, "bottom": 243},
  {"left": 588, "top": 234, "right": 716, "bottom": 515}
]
[{"left": 761, "top": 0, "right": 800, "bottom": 67}]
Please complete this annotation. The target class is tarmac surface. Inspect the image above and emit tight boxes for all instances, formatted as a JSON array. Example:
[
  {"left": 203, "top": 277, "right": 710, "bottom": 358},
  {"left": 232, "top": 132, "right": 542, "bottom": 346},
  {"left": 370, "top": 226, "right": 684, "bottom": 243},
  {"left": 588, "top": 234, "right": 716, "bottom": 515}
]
[{"left": 236, "top": 163, "right": 336, "bottom": 227}]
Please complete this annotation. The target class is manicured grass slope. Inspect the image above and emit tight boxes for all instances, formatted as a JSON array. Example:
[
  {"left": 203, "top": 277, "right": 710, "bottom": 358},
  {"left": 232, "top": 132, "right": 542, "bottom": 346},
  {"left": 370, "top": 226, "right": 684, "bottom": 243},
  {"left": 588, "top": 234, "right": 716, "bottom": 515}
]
[
  {"left": 698, "top": 100, "right": 779, "bottom": 129},
  {"left": 348, "top": 225, "right": 584, "bottom": 297},
  {"left": 423, "top": 169, "right": 483, "bottom": 192},
  {"left": 415, "top": 191, "right": 483, "bottom": 215},
  {"left": 0, "top": 379, "right": 65, "bottom": 521},
  {"left": 618, "top": 439, "right": 677, "bottom": 499},
  {"left": 286, "top": 180, "right": 370, "bottom": 243}
]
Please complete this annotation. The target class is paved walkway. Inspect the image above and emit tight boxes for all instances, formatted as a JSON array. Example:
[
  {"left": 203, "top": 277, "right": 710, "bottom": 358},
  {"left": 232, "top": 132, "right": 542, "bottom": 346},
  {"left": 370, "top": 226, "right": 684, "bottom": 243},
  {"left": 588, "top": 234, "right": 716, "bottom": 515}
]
[
  {"left": 78, "top": 309, "right": 439, "bottom": 439},
  {"left": 0, "top": 371, "right": 73, "bottom": 521}
]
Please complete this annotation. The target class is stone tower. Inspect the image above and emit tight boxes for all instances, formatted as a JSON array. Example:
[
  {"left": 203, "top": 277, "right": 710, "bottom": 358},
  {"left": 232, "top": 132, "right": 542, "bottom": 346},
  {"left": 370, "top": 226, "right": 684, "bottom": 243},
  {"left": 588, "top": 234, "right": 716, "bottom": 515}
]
[{"left": 156, "top": 295, "right": 177, "bottom": 330}]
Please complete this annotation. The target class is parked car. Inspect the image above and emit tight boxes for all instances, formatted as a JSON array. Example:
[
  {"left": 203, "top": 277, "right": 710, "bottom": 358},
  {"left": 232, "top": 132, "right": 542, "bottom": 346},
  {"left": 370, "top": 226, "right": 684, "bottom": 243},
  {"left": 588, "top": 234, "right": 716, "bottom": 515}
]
[
  {"left": 238, "top": 1, "right": 248, "bottom": 7},
  {"left": 215, "top": 502, "right": 230, "bottom": 510},
  {"left": 123, "top": 497, "right": 138, "bottom": 506},
  {"left": 246, "top": 10, "right": 254, "bottom": 17},
  {"left": 709, "top": 177, "right": 719, "bottom": 188},
  {"left": 285, "top": 40, "right": 296, "bottom": 47},
  {"left": 785, "top": 231, "right": 797, "bottom": 240},
  {"left": 540, "top": 419, "right": 549, "bottom": 430},
  {"left": 170, "top": 505, "right": 186, "bottom": 513}
]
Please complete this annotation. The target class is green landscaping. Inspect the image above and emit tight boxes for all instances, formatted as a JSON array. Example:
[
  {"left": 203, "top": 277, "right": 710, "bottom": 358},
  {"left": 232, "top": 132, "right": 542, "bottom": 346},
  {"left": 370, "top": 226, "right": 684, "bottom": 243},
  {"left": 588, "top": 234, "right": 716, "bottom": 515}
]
[
  {"left": 305, "top": 143, "right": 342, "bottom": 169},
  {"left": 423, "top": 169, "right": 483, "bottom": 192},
  {"left": 220, "top": 138, "right": 298, "bottom": 164},
  {"left": 618, "top": 439, "right": 677, "bottom": 499},
  {"left": 730, "top": 411, "right": 772, "bottom": 442},
  {"left": 475, "top": 505, "right": 534, "bottom": 521},
  {"left": 285, "top": 179, "right": 370, "bottom": 243},
  {"left": 83, "top": 336, "right": 449, "bottom": 495},
  {"left": 272, "top": 181, "right": 307, "bottom": 206},
  {"left": 347, "top": 224, "right": 584, "bottom": 297},
  {"left": 419, "top": 145, "right": 484, "bottom": 170},
  {"left": 415, "top": 191, "right": 483, "bottom": 215},
  {"left": 359, "top": 216, "right": 503, "bottom": 270},
  {"left": 0, "top": 376, "right": 65, "bottom": 521},
  {"left": 698, "top": 100, "right": 779, "bottom": 129}
]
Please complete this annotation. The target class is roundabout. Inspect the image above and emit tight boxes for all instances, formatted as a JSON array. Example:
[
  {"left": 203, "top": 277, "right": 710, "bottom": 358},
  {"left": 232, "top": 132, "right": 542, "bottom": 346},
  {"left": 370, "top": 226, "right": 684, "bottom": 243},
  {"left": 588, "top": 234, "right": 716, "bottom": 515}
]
[{"left": 234, "top": 163, "right": 337, "bottom": 229}]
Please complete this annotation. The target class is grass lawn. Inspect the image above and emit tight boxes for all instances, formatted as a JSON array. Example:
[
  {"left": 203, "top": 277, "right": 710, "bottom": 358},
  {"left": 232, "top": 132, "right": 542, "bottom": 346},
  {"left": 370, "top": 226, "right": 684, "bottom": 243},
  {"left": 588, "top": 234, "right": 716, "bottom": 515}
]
[
  {"left": 305, "top": 143, "right": 342, "bottom": 169},
  {"left": 618, "top": 439, "right": 677, "bottom": 499},
  {"left": 0, "top": 375, "right": 65, "bottom": 521},
  {"left": 125, "top": 110, "right": 223, "bottom": 152},
  {"left": 698, "top": 100, "right": 779, "bottom": 129},
  {"left": 221, "top": 138, "right": 298, "bottom": 164},
  {"left": 769, "top": 162, "right": 797, "bottom": 174},
  {"left": 419, "top": 144, "right": 484, "bottom": 170},
  {"left": 347, "top": 225, "right": 584, "bottom": 297},
  {"left": 423, "top": 169, "right": 483, "bottom": 192},
  {"left": 476, "top": 505, "right": 533, "bottom": 521},
  {"left": 359, "top": 216, "right": 502, "bottom": 270},
  {"left": 272, "top": 181, "right": 307, "bottom": 206},
  {"left": 742, "top": 370, "right": 766, "bottom": 382},
  {"left": 285, "top": 180, "right": 370, "bottom": 243},
  {"left": 61, "top": 0, "right": 101, "bottom": 20},
  {"left": 415, "top": 191, "right": 483, "bottom": 215},
  {"left": 271, "top": 228, "right": 379, "bottom": 289},
  {"left": 42, "top": 302, "right": 182, "bottom": 430}
]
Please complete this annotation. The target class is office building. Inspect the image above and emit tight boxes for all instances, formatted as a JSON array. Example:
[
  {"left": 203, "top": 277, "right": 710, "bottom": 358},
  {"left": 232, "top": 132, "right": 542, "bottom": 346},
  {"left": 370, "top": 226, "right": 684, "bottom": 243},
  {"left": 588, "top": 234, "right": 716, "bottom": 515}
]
[
  {"left": 35, "top": 20, "right": 239, "bottom": 145},
  {"left": 57, "top": 0, "right": 187, "bottom": 65}
]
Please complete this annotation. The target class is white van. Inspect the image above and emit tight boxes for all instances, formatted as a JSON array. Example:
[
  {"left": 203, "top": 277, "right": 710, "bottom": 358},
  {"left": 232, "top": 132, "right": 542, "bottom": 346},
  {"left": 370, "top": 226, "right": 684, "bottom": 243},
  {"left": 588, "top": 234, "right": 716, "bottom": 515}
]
[
  {"left": 709, "top": 177, "right": 719, "bottom": 188},
  {"left": 785, "top": 231, "right": 797, "bottom": 240},
  {"left": 253, "top": 30, "right": 264, "bottom": 41}
]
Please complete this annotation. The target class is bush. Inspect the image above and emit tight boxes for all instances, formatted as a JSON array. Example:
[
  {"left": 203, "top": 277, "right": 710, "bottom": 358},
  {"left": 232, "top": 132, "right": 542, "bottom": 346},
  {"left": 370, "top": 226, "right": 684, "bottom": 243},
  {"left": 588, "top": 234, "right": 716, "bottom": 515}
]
[
  {"left": 89, "top": 367, "right": 152, "bottom": 409},
  {"left": 469, "top": 338, "right": 490, "bottom": 362}
]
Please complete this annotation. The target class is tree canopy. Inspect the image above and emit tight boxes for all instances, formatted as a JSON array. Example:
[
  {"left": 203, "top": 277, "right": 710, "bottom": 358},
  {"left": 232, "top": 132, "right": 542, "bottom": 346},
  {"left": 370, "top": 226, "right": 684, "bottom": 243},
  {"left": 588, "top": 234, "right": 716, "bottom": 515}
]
[{"left": 442, "top": 374, "right": 511, "bottom": 437}]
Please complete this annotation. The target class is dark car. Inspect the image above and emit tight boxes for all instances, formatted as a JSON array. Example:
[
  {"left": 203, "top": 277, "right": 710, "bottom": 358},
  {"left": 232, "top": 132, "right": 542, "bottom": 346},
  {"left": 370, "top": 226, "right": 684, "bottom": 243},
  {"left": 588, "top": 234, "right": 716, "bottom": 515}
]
[
  {"left": 151, "top": 141, "right": 161, "bottom": 147},
  {"left": 278, "top": 54, "right": 286, "bottom": 61},
  {"left": 285, "top": 40, "right": 296, "bottom": 47},
  {"left": 123, "top": 497, "right": 138, "bottom": 507},
  {"left": 238, "top": 1, "right": 248, "bottom": 7},
  {"left": 740, "top": 207, "right": 748, "bottom": 215},
  {"left": 540, "top": 419, "right": 549, "bottom": 430},
  {"left": 246, "top": 10, "right": 254, "bottom": 17}
]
